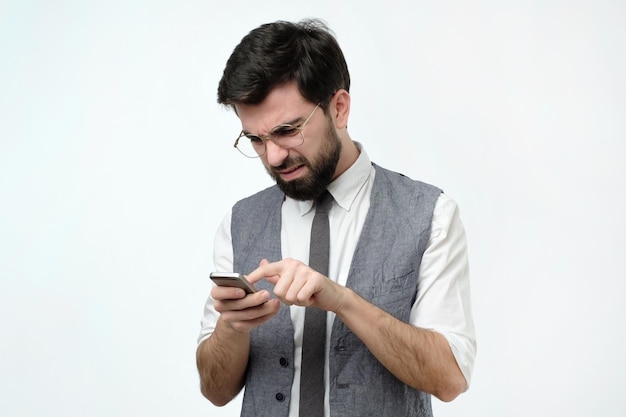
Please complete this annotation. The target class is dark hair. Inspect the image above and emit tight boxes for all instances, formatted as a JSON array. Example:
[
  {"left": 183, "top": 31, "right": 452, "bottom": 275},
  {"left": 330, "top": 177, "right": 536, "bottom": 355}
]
[{"left": 217, "top": 19, "right": 350, "bottom": 110}]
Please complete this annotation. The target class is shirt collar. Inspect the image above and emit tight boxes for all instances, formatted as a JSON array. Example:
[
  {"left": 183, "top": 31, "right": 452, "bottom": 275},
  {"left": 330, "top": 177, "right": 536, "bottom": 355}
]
[{"left": 294, "top": 141, "right": 372, "bottom": 216}]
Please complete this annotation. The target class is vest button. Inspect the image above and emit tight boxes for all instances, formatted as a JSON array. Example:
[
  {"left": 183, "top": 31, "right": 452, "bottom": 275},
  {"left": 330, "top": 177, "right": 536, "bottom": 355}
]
[
  {"left": 279, "top": 357, "right": 289, "bottom": 367},
  {"left": 275, "top": 392, "right": 285, "bottom": 402}
]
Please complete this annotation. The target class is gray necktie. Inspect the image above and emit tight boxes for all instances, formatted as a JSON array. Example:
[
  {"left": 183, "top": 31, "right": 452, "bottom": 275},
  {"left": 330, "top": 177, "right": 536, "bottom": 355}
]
[{"left": 300, "top": 191, "right": 333, "bottom": 417}]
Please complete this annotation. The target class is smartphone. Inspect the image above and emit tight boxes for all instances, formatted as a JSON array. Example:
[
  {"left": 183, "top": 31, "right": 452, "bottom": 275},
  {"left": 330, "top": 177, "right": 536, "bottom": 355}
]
[{"left": 210, "top": 272, "right": 258, "bottom": 294}]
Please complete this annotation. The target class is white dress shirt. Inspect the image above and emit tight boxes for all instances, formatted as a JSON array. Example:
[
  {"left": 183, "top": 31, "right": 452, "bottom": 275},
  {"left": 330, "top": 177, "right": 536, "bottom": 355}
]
[{"left": 199, "top": 145, "right": 476, "bottom": 417}]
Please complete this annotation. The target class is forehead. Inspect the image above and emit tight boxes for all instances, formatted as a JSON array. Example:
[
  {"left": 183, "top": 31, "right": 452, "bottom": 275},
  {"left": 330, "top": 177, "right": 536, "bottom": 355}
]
[{"left": 236, "top": 83, "right": 311, "bottom": 133}]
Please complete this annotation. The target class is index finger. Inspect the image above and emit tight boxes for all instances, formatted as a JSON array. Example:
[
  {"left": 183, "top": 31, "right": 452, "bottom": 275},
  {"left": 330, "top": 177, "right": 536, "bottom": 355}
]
[{"left": 246, "top": 260, "right": 282, "bottom": 285}]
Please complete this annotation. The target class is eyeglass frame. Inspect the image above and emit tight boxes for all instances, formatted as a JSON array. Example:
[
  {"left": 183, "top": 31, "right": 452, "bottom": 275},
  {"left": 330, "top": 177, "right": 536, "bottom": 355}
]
[{"left": 233, "top": 103, "right": 321, "bottom": 158}]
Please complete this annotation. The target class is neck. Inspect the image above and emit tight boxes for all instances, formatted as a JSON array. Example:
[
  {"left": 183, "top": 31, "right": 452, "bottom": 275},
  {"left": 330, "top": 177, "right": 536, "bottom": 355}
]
[{"left": 332, "top": 135, "right": 360, "bottom": 180}]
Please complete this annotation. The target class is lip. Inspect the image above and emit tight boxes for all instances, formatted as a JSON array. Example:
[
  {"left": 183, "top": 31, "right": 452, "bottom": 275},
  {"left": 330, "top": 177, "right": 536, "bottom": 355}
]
[{"left": 276, "top": 164, "right": 306, "bottom": 181}]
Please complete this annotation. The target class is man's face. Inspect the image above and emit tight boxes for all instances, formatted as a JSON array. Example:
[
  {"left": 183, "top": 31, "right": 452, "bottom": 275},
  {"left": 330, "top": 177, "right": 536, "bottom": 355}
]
[{"left": 236, "top": 84, "right": 342, "bottom": 201}]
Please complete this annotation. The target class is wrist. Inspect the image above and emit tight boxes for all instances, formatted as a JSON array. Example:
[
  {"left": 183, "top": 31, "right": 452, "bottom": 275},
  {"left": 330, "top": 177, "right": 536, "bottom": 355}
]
[{"left": 330, "top": 285, "right": 356, "bottom": 316}]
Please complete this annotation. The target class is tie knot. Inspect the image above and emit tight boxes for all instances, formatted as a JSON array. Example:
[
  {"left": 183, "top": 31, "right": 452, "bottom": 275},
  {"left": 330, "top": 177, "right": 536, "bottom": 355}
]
[{"left": 315, "top": 191, "right": 333, "bottom": 214}]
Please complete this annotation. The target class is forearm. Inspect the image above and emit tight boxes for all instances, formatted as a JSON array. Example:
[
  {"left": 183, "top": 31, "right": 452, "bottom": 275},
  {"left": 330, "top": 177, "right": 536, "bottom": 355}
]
[
  {"left": 196, "top": 318, "right": 250, "bottom": 406},
  {"left": 334, "top": 288, "right": 466, "bottom": 402}
]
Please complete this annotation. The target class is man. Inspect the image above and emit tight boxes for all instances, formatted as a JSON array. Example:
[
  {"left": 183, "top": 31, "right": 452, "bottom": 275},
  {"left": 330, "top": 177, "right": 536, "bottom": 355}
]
[{"left": 197, "top": 19, "right": 476, "bottom": 417}]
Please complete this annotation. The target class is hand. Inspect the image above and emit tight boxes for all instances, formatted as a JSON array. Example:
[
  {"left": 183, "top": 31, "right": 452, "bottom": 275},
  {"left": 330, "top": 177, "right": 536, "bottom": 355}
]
[
  {"left": 246, "top": 258, "right": 347, "bottom": 313},
  {"left": 211, "top": 267, "right": 280, "bottom": 334}
]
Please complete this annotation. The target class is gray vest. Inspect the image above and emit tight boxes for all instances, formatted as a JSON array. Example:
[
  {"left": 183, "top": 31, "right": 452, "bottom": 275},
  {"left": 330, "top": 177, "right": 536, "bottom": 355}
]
[{"left": 231, "top": 163, "right": 441, "bottom": 417}]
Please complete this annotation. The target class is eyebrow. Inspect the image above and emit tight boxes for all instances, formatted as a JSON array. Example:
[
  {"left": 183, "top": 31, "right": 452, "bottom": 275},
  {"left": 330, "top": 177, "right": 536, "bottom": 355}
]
[{"left": 242, "top": 115, "right": 305, "bottom": 136}]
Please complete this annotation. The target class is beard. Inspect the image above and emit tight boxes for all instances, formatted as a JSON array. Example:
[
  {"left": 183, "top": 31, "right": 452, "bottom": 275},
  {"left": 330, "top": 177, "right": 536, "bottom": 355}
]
[{"left": 266, "top": 120, "right": 342, "bottom": 201}]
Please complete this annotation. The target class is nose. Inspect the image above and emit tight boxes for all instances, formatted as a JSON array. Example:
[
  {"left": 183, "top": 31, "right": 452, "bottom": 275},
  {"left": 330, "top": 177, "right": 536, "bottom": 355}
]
[{"left": 264, "top": 139, "right": 289, "bottom": 167}]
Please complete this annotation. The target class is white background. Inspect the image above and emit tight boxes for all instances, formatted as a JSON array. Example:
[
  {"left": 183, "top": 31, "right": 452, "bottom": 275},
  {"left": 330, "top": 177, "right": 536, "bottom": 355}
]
[{"left": 1, "top": 1, "right": 625, "bottom": 416}]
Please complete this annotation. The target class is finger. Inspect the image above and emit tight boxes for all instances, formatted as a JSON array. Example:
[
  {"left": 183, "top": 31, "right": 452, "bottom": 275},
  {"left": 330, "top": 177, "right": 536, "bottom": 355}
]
[
  {"left": 297, "top": 277, "right": 322, "bottom": 306},
  {"left": 224, "top": 299, "right": 281, "bottom": 333},
  {"left": 219, "top": 295, "right": 276, "bottom": 320},
  {"left": 211, "top": 285, "right": 246, "bottom": 301},
  {"left": 272, "top": 267, "right": 296, "bottom": 301},
  {"left": 246, "top": 260, "right": 282, "bottom": 285},
  {"left": 288, "top": 269, "right": 322, "bottom": 306},
  {"left": 214, "top": 289, "right": 271, "bottom": 313}
]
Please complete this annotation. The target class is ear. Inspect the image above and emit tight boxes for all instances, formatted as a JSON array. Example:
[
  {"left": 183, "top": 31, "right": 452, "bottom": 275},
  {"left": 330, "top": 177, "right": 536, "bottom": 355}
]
[{"left": 330, "top": 89, "right": 350, "bottom": 129}]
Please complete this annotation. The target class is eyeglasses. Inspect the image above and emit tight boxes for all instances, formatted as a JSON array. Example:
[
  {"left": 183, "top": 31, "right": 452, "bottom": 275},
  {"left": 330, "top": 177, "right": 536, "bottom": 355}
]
[{"left": 233, "top": 103, "right": 321, "bottom": 158}]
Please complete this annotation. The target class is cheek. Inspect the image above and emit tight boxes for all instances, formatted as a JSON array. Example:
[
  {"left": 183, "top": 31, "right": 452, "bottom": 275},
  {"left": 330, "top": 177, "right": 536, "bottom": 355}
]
[{"left": 300, "top": 130, "right": 326, "bottom": 159}]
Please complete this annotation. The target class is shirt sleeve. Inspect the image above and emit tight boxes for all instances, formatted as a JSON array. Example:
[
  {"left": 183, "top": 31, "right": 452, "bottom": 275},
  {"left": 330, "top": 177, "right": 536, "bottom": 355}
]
[
  {"left": 197, "top": 210, "right": 234, "bottom": 345},
  {"left": 409, "top": 193, "right": 477, "bottom": 389}
]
